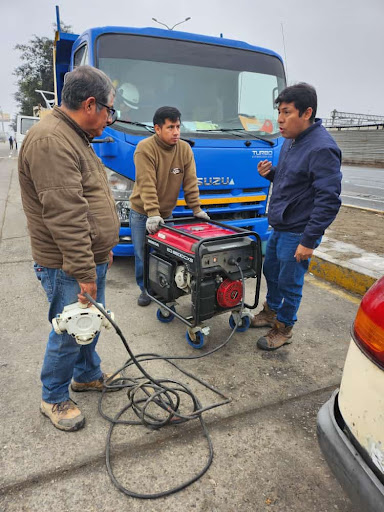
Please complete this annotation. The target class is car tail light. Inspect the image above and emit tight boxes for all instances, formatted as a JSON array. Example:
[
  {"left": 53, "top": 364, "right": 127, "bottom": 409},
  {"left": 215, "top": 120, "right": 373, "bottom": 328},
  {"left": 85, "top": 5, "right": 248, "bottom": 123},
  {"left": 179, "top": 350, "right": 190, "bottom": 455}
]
[{"left": 353, "top": 276, "right": 384, "bottom": 369}]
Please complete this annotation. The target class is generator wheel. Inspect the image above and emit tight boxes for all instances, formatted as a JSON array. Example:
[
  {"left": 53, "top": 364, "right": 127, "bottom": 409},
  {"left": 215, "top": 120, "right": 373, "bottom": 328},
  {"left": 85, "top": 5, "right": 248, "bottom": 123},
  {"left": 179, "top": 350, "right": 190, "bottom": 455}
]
[
  {"left": 229, "top": 314, "right": 250, "bottom": 333},
  {"left": 156, "top": 306, "right": 176, "bottom": 323},
  {"left": 185, "top": 329, "right": 205, "bottom": 349}
]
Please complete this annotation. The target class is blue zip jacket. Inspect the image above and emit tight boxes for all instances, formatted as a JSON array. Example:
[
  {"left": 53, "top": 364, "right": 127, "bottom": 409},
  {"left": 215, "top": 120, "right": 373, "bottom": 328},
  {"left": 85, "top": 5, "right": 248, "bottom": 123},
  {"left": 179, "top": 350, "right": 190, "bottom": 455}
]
[{"left": 266, "top": 119, "right": 342, "bottom": 248}]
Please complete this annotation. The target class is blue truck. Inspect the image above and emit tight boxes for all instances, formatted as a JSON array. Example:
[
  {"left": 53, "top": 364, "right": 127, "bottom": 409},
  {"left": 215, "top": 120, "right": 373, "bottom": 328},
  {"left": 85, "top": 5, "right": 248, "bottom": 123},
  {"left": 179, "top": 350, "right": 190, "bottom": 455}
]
[{"left": 54, "top": 8, "right": 286, "bottom": 256}]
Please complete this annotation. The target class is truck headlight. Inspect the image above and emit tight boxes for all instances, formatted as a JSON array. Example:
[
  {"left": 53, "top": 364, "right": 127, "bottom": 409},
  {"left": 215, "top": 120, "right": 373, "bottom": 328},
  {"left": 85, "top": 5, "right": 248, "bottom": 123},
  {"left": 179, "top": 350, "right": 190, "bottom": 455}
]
[{"left": 105, "top": 168, "right": 134, "bottom": 223}]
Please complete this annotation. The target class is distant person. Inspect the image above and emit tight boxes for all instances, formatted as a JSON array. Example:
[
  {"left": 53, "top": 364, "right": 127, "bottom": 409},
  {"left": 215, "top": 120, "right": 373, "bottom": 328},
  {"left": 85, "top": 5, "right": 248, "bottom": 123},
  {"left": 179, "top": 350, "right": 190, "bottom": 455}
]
[
  {"left": 251, "top": 83, "right": 342, "bottom": 350},
  {"left": 9, "top": 135, "right": 13, "bottom": 150},
  {"left": 14, "top": 135, "right": 18, "bottom": 150},
  {"left": 129, "top": 106, "right": 209, "bottom": 306},
  {"left": 18, "top": 66, "right": 120, "bottom": 431},
  {"left": 115, "top": 82, "right": 139, "bottom": 120}
]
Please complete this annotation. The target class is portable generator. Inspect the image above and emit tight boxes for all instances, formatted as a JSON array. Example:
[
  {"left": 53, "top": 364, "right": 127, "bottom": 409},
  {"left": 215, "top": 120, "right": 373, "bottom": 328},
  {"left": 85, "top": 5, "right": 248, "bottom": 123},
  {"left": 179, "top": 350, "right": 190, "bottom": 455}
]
[{"left": 144, "top": 218, "right": 262, "bottom": 348}]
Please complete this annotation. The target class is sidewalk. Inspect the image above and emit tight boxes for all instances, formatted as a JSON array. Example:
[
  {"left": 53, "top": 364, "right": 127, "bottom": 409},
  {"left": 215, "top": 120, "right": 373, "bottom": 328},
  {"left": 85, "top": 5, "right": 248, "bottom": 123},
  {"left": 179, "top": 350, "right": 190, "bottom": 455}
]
[
  {"left": 0, "top": 151, "right": 372, "bottom": 512},
  {"left": 310, "top": 205, "right": 384, "bottom": 295}
]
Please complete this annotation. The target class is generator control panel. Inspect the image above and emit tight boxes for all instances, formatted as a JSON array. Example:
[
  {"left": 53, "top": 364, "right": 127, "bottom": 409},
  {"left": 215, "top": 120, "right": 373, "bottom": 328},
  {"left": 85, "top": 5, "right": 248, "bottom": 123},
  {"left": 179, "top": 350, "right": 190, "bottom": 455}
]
[{"left": 200, "top": 240, "right": 255, "bottom": 274}]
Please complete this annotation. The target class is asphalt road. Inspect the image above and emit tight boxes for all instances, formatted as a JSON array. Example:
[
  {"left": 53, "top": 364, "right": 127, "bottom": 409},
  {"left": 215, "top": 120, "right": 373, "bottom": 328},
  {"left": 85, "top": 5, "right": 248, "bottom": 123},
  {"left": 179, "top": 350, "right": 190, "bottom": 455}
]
[
  {"left": 0, "top": 142, "right": 359, "bottom": 511},
  {"left": 341, "top": 164, "right": 384, "bottom": 211}
]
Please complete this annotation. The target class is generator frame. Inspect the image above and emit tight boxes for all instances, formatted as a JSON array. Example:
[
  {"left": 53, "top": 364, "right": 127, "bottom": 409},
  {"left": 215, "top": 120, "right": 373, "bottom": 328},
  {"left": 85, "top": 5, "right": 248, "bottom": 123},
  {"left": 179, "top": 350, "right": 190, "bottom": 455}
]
[{"left": 143, "top": 218, "right": 262, "bottom": 346}]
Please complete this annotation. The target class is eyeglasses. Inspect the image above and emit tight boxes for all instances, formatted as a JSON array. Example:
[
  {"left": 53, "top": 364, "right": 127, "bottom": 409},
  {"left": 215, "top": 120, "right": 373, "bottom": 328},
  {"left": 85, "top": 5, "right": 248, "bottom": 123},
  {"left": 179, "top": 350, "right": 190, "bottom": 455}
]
[{"left": 96, "top": 101, "right": 117, "bottom": 124}]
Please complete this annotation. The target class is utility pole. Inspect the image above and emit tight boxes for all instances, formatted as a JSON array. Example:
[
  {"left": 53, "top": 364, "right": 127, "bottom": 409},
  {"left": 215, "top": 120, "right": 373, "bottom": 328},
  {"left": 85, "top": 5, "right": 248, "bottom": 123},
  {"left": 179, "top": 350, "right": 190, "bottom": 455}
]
[
  {"left": 281, "top": 23, "right": 289, "bottom": 83},
  {"left": 152, "top": 17, "right": 191, "bottom": 31}
]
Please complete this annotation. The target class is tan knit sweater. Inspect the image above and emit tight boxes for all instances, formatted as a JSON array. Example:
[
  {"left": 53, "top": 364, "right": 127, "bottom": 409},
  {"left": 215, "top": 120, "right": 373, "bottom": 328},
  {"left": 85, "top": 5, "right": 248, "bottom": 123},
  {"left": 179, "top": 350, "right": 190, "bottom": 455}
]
[{"left": 130, "top": 135, "right": 201, "bottom": 218}]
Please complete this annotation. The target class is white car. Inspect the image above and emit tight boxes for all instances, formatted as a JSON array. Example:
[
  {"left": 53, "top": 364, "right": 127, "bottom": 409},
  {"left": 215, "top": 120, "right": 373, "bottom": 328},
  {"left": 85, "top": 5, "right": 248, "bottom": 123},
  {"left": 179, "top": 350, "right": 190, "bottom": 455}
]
[{"left": 317, "top": 276, "right": 384, "bottom": 511}]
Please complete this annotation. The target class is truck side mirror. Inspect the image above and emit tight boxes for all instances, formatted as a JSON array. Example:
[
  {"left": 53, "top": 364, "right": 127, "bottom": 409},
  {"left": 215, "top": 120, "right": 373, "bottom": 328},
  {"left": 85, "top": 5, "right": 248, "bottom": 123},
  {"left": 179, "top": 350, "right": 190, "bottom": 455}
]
[{"left": 272, "top": 87, "right": 279, "bottom": 109}]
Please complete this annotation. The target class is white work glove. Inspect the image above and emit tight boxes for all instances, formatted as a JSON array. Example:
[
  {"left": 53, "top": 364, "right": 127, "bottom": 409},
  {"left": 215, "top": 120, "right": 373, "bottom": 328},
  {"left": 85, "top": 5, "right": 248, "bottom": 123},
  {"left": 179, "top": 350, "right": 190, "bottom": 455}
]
[
  {"left": 146, "top": 215, "right": 163, "bottom": 234},
  {"left": 194, "top": 210, "right": 210, "bottom": 220}
]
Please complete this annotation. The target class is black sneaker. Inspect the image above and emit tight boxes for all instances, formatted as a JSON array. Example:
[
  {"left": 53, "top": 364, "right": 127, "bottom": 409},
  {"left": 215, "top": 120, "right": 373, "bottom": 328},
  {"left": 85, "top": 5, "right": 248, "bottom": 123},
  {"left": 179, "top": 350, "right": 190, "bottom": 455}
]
[{"left": 138, "top": 291, "right": 151, "bottom": 306}]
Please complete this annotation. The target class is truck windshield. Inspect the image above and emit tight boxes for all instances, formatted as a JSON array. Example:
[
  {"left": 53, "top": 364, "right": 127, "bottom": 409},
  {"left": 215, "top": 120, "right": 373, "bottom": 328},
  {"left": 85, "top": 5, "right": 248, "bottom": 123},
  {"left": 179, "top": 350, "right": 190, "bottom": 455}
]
[{"left": 97, "top": 34, "right": 285, "bottom": 138}]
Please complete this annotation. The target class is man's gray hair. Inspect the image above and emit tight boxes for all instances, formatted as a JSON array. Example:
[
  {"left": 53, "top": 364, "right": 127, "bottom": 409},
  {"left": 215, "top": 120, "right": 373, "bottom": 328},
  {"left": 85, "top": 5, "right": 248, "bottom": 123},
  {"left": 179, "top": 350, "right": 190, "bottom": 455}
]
[{"left": 61, "top": 66, "right": 115, "bottom": 110}]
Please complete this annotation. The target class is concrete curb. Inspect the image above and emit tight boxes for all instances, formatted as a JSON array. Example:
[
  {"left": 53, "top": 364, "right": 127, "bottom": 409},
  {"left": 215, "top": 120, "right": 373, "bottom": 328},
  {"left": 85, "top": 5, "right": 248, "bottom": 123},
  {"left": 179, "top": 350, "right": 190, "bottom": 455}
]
[
  {"left": 342, "top": 203, "right": 384, "bottom": 215},
  {"left": 309, "top": 255, "right": 377, "bottom": 296}
]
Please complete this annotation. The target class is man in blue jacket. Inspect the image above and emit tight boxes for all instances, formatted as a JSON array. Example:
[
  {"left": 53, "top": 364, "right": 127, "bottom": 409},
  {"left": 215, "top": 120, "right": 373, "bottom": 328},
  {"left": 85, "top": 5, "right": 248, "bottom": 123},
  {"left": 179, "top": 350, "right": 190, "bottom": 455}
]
[{"left": 251, "top": 83, "right": 342, "bottom": 350}]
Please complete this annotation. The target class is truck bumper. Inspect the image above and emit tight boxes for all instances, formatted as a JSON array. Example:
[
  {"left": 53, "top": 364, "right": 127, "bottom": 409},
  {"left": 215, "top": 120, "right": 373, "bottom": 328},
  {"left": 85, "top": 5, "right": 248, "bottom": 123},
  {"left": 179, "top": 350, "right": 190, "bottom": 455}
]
[{"left": 112, "top": 226, "right": 134, "bottom": 257}]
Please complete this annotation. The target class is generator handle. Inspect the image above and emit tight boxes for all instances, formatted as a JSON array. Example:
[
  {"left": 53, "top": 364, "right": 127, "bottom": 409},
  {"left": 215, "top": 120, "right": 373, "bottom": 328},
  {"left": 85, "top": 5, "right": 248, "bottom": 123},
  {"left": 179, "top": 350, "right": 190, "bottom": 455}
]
[{"left": 160, "top": 217, "right": 261, "bottom": 239}]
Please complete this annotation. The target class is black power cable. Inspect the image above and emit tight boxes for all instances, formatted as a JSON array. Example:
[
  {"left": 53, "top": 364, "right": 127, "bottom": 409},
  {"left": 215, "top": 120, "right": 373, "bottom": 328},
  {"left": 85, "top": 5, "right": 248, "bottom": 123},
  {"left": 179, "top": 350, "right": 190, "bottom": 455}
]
[{"left": 84, "top": 263, "right": 247, "bottom": 499}]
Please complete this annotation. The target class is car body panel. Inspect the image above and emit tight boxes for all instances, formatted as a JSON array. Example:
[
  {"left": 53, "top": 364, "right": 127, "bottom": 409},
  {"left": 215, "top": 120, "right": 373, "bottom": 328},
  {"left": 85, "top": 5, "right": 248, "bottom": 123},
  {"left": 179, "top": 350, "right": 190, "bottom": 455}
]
[
  {"left": 339, "top": 340, "right": 384, "bottom": 476},
  {"left": 317, "top": 390, "right": 384, "bottom": 512}
]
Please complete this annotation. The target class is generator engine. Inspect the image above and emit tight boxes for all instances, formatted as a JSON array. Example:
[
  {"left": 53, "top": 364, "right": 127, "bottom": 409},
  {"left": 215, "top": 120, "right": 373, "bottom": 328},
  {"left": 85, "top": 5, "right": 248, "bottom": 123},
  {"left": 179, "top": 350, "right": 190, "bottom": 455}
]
[{"left": 145, "top": 221, "right": 260, "bottom": 325}]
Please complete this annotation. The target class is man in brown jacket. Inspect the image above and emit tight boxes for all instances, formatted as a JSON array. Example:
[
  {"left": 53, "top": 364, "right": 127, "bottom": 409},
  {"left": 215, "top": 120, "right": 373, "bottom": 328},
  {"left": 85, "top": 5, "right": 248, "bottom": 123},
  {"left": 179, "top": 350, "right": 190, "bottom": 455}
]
[
  {"left": 129, "top": 106, "right": 209, "bottom": 306},
  {"left": 18, "top": 66, "right": 120, "bottom": 432}
]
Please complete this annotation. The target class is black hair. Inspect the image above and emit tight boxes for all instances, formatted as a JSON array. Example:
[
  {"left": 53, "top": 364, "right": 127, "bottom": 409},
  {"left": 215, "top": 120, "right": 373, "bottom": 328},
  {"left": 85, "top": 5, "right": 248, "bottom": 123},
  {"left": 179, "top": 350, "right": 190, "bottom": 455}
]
[
  {"left": 153, "top": 106, "right": 181, "bottom": 127},
  {"left": 61, "top": 66, "right": 115, "bottom": 111},
  {"left": 275, "top": 83, "right": 317, "bottom": 122}
]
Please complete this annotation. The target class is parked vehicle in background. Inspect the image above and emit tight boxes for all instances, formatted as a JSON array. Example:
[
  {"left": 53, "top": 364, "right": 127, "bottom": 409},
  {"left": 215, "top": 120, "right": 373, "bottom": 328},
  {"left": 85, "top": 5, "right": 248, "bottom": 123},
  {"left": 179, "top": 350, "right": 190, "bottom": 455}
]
[
  {"left": 16, "top": 115, "right": 39, "bottom": 147},
  {"left": 54, "top": 6, "right": 286, "bottom": 257},
  {"left": 317, "top": 276, "right": 384, "bottom": 511}
]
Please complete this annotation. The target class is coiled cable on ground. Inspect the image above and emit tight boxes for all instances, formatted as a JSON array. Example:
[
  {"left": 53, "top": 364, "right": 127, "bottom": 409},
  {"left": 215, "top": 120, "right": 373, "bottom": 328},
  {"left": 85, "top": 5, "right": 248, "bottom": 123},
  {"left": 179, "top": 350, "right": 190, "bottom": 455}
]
[{"left": 84, "top": 263, "right": 247, "bottom": 499}]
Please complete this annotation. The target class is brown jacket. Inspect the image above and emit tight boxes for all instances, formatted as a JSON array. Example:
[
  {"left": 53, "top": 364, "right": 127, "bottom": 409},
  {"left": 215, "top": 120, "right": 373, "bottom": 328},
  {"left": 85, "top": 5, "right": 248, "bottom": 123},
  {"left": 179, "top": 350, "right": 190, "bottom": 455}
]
[
  {"left": 18, "top": 107, "right": 119, "bottom": 282},
  {"left": 130, "top": 135, "right": 201, "bottom": 218}
]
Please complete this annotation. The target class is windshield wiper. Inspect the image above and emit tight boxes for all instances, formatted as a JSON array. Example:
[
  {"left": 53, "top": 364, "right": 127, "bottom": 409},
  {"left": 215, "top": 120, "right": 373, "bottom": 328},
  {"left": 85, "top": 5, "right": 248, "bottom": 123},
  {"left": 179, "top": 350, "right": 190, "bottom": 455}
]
[
  {"left": 195, "top": 127, "right": 275, "bottom": 146},
  {"left": 117, "top": 119, "right": 154, "bottom": 132},
  {"left": 116, "top": 119, "right": 195, "bottom": 147}
]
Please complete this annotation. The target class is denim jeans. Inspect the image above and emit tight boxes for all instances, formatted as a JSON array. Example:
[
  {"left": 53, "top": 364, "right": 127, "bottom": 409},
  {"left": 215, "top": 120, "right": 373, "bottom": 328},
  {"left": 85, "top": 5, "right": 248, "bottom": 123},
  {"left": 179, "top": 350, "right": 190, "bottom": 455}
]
[
  {"left": 34, "top": 262, "right": 109, "bottom": 403},
  {"left": 263, "top": 230, "right": 321, "bottom": 326},
  {"left": 129, "top": 209, "right": 148, "bottom": 291},
  {"left": 129, "top": 209, "right": 172, "bottom": 292}
]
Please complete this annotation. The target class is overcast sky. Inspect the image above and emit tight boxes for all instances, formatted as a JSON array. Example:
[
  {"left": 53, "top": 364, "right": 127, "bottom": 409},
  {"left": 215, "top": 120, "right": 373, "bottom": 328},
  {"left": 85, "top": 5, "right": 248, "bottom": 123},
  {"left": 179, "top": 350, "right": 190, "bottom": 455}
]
[{"left": 1, "top": 0, "right": 383, "bottom": 127}]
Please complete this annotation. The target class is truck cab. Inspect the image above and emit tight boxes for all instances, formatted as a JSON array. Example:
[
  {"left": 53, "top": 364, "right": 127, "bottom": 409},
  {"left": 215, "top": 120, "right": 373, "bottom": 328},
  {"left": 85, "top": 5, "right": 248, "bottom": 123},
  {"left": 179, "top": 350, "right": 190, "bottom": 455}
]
[
  {"left": 54, "top": 20, "right": 286, "bottom": 256},
  {"left": 15, "top": 115, "right": 39, "bottom": 147}
]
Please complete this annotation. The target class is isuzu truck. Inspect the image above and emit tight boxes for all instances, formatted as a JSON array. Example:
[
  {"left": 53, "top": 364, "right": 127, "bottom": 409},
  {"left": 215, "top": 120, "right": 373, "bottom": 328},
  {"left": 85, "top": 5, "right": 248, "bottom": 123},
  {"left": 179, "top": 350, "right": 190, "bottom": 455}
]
[{"left": 54, "top": 7, "right": 286, "bottom": 256}]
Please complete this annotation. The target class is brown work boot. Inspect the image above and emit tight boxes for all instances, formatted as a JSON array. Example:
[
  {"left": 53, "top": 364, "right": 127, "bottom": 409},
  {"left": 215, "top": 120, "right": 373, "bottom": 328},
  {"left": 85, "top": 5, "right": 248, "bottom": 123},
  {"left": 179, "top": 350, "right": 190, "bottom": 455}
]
[
  {"left": 40, "top": 399, "right": 85, "bottom": 432},
  {"left": 71, "top": 372, "right": 121, "bottom": 392},
  {"left": 250, "top": 302, "right": 277, "bottom": 328},
  {"left": 256, "top": 320, "right": 293, "bottom": 351}
]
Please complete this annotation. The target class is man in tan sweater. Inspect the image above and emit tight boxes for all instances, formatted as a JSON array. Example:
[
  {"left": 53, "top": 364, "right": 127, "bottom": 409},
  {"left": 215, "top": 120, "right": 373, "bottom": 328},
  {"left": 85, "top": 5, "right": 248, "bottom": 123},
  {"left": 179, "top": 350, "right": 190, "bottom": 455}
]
[
  {"left": 18, "top": 66, "right": 120, "bottom": 432},
  {"left": 129, "top": 106, "right": 209, "bottom": 306}
]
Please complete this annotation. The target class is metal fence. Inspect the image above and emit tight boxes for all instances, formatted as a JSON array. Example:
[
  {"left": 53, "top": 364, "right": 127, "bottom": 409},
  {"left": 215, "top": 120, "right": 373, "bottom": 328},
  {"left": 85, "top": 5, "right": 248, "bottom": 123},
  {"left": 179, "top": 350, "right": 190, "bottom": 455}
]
[{"left": 323, "top": 110, "right": 384, "bottom": 128}]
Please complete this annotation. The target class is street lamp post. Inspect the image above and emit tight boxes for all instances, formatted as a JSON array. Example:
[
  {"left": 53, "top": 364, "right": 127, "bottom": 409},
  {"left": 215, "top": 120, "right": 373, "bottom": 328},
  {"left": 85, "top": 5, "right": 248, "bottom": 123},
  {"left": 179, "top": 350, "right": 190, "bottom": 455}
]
[{"left": 152, "top": 17, "right": 191, "bottom": 31}]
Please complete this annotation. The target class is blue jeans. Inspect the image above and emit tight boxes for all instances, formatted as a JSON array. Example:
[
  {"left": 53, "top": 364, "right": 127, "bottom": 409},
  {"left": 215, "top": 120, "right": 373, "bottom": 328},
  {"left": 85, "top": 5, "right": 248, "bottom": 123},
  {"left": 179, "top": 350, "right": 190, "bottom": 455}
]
[
  {"left": 34, "top": 262, "right": 109, "bottom": 403},
  {"left": 129, "top": 209, "right": 148, "bottom": 291},
  {"left": 129, "top": 209, "right": 172, "bottom": 292},
  {"left": 263, "top": 230, "right": 320, "bottom": 326}
]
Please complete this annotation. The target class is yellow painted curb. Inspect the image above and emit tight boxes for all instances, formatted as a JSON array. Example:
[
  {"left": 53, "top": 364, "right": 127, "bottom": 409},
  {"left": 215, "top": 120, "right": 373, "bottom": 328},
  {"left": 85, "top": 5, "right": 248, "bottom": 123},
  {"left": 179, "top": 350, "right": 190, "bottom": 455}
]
[{"left": 309, "top": 255, "right": 377, "bottom": 296}]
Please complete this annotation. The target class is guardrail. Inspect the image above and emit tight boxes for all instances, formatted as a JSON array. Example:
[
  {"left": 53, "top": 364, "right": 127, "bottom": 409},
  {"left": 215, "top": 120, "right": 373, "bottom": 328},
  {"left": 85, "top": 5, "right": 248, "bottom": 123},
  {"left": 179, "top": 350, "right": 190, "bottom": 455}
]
[{"left": 324, "top": 121, "right": 384, "bottom": 131}]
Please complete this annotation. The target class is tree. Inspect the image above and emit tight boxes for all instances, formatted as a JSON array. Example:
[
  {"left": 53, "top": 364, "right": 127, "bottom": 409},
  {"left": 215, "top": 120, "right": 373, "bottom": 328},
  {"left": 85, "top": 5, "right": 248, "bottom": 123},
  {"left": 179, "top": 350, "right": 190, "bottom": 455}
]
[
  {"left": 14, "top": 36, "right": 54, "bottom": 116},
  {"left": 13, "top": 23, "right": 72, "bottom": 116}
]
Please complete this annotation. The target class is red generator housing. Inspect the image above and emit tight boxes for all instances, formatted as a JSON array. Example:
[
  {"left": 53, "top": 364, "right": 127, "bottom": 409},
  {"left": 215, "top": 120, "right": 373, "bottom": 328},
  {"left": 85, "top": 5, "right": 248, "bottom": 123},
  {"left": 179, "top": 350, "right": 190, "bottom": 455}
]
[{"left": 144, "top": 219, "right": 262, "bottom": 348}]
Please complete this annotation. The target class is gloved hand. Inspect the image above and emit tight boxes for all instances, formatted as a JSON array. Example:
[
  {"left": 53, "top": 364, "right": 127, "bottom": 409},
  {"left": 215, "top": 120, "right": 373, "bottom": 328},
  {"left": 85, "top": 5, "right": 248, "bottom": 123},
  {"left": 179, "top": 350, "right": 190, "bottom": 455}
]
[
  {"left": 194, "top": 210, "right": 210, "bottom": 220},
  {"left": 146, "top": 215, "right": 163, "bottom": 234}
]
